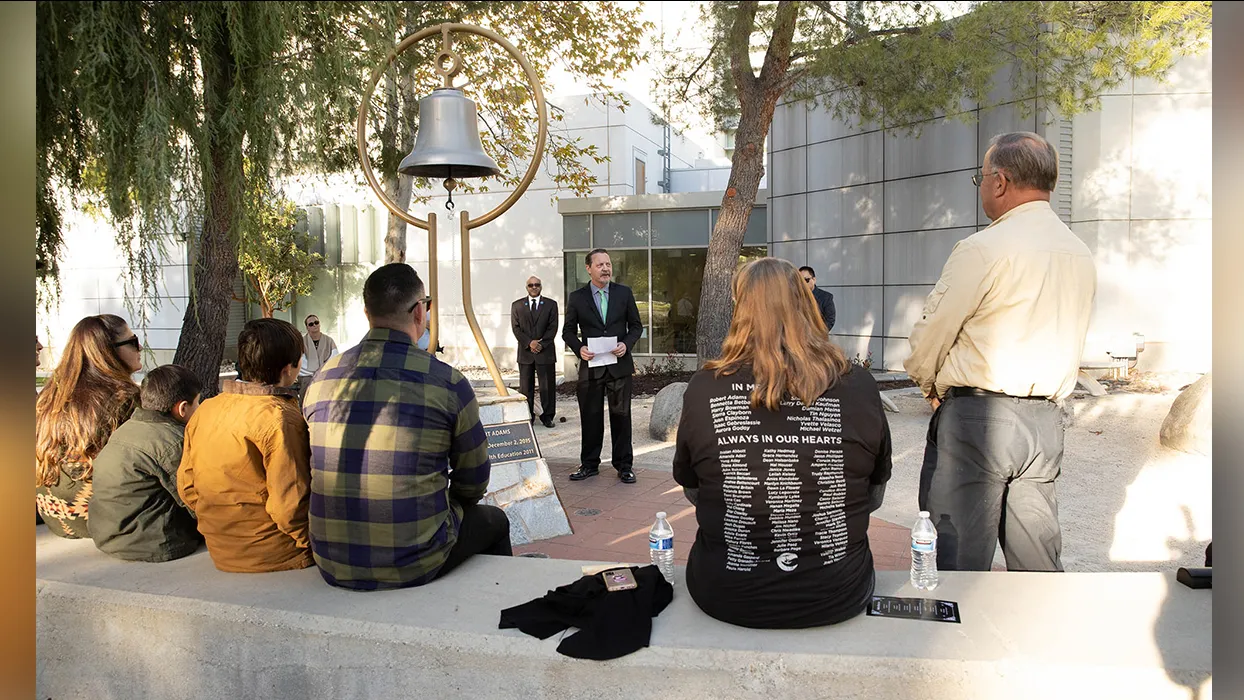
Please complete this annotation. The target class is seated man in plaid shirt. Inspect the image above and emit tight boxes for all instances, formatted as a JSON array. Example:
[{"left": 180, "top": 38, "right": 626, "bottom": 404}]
[{"left": 303, "top": 263, "right": 512, "bottom": 590}]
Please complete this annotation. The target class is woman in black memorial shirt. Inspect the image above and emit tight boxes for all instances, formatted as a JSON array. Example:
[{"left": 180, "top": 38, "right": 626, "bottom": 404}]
[{"left": 673, "top": 258, "right": 892, "bottom": 628}]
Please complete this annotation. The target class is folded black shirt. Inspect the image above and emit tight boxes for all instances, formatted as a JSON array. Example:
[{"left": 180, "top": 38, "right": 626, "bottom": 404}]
[{"left": 498, "top": 565, "right": 674, "bottom": 660}]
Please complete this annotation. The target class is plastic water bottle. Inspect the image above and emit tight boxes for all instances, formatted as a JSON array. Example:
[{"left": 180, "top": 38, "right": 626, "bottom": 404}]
[
  {"left": 649, "top": 511, "right": 675, "bottom": 584},
  {"left": 910, "top": 510, "right": 939, "bottom": 591}
]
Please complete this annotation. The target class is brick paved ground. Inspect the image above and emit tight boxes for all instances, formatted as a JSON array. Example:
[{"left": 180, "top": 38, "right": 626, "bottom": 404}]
[{"left": 514, "top": 460, "right": 916, "bottom": 571}]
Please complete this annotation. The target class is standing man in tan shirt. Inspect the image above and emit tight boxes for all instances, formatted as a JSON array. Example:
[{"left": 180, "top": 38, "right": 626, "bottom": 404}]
[{"left": 905, "top": 132, "right": 1097, "bottom": 572}]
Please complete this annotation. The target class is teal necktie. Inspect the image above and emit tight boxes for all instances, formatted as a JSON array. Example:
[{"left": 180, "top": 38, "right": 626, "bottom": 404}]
[{"left": 598, "top": 288, "right": 608, "bottom": 321}]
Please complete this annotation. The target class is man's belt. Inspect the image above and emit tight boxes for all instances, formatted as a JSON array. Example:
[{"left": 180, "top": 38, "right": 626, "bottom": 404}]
[{"left": 947, "top": 386, "right": 1051, "bottom": 402}]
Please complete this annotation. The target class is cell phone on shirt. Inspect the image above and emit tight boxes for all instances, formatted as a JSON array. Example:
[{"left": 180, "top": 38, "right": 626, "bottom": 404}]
[{"left": 602, "top": 568, "right": 638, "bottom": 592}]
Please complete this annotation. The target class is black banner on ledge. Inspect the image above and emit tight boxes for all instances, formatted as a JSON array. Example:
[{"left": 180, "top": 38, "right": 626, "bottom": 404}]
[{"left": 866, "top": 595, "right": 962, "bottom": 623}]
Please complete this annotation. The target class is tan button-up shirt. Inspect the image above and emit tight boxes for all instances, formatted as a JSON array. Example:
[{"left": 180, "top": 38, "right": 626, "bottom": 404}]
[{"left": 904, "top": 200, "right": 1097, "bottom": 402}]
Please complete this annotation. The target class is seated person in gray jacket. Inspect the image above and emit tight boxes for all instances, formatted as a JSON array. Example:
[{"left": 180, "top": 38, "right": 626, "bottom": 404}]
[{"left": 90, "top": 364, "right": 204, "bottom": 562}]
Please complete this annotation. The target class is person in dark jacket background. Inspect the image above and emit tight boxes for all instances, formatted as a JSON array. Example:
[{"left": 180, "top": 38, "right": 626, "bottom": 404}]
[
  {"left": 799, "top": 266, "right": 836, "bottom": 333},
  {"left": 511, "top": 275, "right": 559, "bottom": 427},
  {"left": 90, "top": 364, "right": 204, "bottom": 562}
]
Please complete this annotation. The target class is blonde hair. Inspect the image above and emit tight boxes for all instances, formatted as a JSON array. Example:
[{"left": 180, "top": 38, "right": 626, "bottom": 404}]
[
  {"left": 35, "top": 315, "right": 139, "bottom": 486},
  {"left": 705, "top": 258, "right": 850, "bottom": 411}
]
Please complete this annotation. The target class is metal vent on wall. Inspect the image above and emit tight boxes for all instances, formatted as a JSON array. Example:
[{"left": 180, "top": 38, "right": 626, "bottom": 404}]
[{"left": 1054, "top": 117, "right": 1073, "bottom": 225}]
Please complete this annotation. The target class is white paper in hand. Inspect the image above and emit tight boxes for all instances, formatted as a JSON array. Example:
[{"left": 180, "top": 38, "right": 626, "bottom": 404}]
[{"left": 587, "top": 336, "right": 619, "bottom": 367}]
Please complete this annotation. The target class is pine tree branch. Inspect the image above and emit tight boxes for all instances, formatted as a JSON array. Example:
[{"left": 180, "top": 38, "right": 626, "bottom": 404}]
[
  {"left": 674, "top": 38, "right": 722, "bottom": 102},
  {"left": 776, "top": 66, "right": 811, "bottom": 95},
  {"left": 728, "top": 1, "right": 762, "bottom": 100},
  {"left": 809, "top": 1, "right": 927, "bottom": 45},
  {"left": 758, "top": 0, "right": 802, "bottom": 90}
]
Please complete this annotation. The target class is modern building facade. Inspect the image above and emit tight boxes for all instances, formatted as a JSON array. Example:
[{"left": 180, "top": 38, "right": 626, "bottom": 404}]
[{"left": 767, "top": 50, "right": 1212, "bottom": 372}]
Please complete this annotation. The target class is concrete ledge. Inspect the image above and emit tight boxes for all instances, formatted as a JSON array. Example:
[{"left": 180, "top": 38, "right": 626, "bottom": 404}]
[{"left": 37, "top": 531, "right": 1211, "bottom": 699}]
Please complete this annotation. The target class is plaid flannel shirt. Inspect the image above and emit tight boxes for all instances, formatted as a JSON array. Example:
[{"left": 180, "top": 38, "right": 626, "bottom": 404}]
[{"left": 303, "top": 328, "right": 492, "bottom": 590}]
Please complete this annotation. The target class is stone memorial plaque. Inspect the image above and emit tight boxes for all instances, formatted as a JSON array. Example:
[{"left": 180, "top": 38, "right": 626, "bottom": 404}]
[{"left": 484, "top": 421, "right": 541, "bottom": 466}]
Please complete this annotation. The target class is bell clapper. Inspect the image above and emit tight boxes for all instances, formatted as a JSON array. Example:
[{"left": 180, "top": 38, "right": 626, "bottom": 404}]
[{"left": 444, "top": 176, "right": 458, "bottom": 219}]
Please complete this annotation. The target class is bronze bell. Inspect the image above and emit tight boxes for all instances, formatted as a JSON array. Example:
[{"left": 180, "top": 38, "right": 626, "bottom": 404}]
[{"left": 399, "top": 87, "right": 501, "bottom": 179}]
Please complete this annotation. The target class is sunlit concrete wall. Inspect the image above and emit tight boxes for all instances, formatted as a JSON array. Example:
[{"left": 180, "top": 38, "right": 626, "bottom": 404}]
[
  {"left": 768, "top": 48, "right": 1212, "bottom": 373},
  {"left": 36, "top": 207, "right": 189, "bottom": 375},
  {"left": 1068, "top": 53, "right": 1212, "bottom": 373}
]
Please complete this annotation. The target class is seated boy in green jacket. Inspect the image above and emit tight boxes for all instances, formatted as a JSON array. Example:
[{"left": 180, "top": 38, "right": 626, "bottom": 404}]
[{"left": 90, "top": 364, "right": 204, "bottom": 562}]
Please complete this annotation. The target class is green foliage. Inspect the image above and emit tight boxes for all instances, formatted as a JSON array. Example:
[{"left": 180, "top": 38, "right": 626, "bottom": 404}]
[
  {"left": 660, "top": 1, "right": 1212, "bottom": 134},
  {"left": 36, "top": 1, "right": 651, "bottom": 306},
  {"left": 36, "top": 1, "right": 363, "bottom": 314},
  {"left": 237, "top": 180, "right": 322, "bottom": 318},
  {"left": 851, "top": 351, "right": 873, "bottom": 372},
  {"left": 641, "top": 352, "right": 687, "bottom": 376}
]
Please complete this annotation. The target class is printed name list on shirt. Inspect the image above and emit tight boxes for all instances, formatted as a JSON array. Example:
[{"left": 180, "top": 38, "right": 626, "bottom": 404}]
[{"left": 709, "top": 384, "right": 849, "bottom": 572}]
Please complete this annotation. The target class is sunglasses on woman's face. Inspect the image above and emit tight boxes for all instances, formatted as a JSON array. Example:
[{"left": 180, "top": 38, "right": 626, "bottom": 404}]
[{"left": 113, "top": 336, "right": 141, "bottom": 351}]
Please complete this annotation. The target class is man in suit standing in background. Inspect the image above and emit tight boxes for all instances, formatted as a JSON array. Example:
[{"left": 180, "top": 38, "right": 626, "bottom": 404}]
[
  {"left": 562, "top": 249, "right": 644, "bottom": 484},
  {"left": 800, "top": 266, "right": 836, "bottom": 333},
  {"left": 511, "top": 276, "right": 559, "bottom": 428}
]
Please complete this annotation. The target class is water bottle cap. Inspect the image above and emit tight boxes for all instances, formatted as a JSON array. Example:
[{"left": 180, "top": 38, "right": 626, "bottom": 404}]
[
  {"left": 918, "top": 511, "right": 930, "bottom": 518},
  {"left": 656, "top": 511, "right": 667, "bottom": 519}
]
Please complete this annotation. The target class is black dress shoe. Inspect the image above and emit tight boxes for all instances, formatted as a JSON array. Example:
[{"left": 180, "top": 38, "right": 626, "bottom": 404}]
[
  {"left": 569, "top": 465, "right": 600, "bottom": 481},
  {"left": 541, "top": 418, "right": 555, "bottom": 428},
  {"left": 618, "top": 469, "right": 636, "bottom": 484}
]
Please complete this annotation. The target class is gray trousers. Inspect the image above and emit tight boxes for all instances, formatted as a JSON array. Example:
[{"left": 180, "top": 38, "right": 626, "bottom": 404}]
[{"left": 918, "top": 394, "right": 1066, "bottom": 572}]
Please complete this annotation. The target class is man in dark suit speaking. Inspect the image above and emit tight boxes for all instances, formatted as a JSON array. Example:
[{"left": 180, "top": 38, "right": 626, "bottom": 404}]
[
  {"left": 562, "top": 249, "right": 644, "bottom": 484},
  {"left": 511, "top": 276, "right": 559, "bottom": 428}
]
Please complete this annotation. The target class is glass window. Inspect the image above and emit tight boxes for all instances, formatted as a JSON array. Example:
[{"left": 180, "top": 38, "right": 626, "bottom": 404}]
[
  {"left": 563, "top": 215, "right": 590, "bottom": 249},
  {"left": 711, "top": 207, "right": 767, "bottom": 244},
  {"left": 563, "top": 249, "right": 650, "bottom": 354},
  {"left": 651, "top": 248, "right": 706, "bottom": 354},
  {"left": 652, "top": 210, "right": 710, "bottom": 247},
  {"left": 592, "top": 212, "right": 649, "bottom": 248},
  {"left": 740, "top": 245, "right": 769, "bottom": 266}
]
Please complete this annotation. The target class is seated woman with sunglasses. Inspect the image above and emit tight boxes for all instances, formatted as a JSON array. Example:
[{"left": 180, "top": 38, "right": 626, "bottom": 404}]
[
  {"left": 36, "top": 314, "right": 144, "bottom": 538},
  {"left": 673, "top": 258, "right": 893, "bottom": 628},
  {"left": 178, "top": 318, "right": 314, "bottom": 573}
]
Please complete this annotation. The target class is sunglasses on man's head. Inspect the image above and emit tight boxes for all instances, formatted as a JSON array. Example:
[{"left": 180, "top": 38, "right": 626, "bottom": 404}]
[
  {"left": 113, "top": 336, "right": 141, "bottom": 351},
  {"left": 407, "top": 295, "right": 433, "bottom": 313}
]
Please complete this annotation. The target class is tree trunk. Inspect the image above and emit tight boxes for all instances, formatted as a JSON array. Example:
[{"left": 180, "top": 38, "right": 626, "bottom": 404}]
[
  {"left": 384, "top": 173, "right": 414, "bottom": 263},
  {"left": 173, "top": 12, "right": 241, "bottom": 398},
  {"left": 694, "top": 0, "right": 799, "bottom": 366},
  {"left": 383, "top": 14, "right": 417, "bottom": 264},
  {"left": 694, "top": 99, "right": 777, "bottom": 365}
]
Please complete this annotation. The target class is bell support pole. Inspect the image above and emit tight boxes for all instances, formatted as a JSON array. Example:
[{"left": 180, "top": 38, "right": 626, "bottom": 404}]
[
  {"left": 358, "top": 23, "right": 547, "bottom": 398},
  {"left": 459, "top": 211, "right": 507, "bottom": 395}
]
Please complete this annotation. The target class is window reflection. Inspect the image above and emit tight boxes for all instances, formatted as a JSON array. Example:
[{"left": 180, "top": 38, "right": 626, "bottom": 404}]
[
  {"left": 561, "top": 208, "right": 767, "bottom": 357},
  {"left": 652, "top": 249, "right": 704, "bottom": 354},
  {"left": 563, "top": 250, "right": 650, "bottom": 354}
]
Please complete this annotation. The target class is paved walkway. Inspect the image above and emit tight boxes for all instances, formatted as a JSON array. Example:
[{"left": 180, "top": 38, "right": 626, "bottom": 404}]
[{"left": 514, "top": 459, "right": 917, "bottom": 571}]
